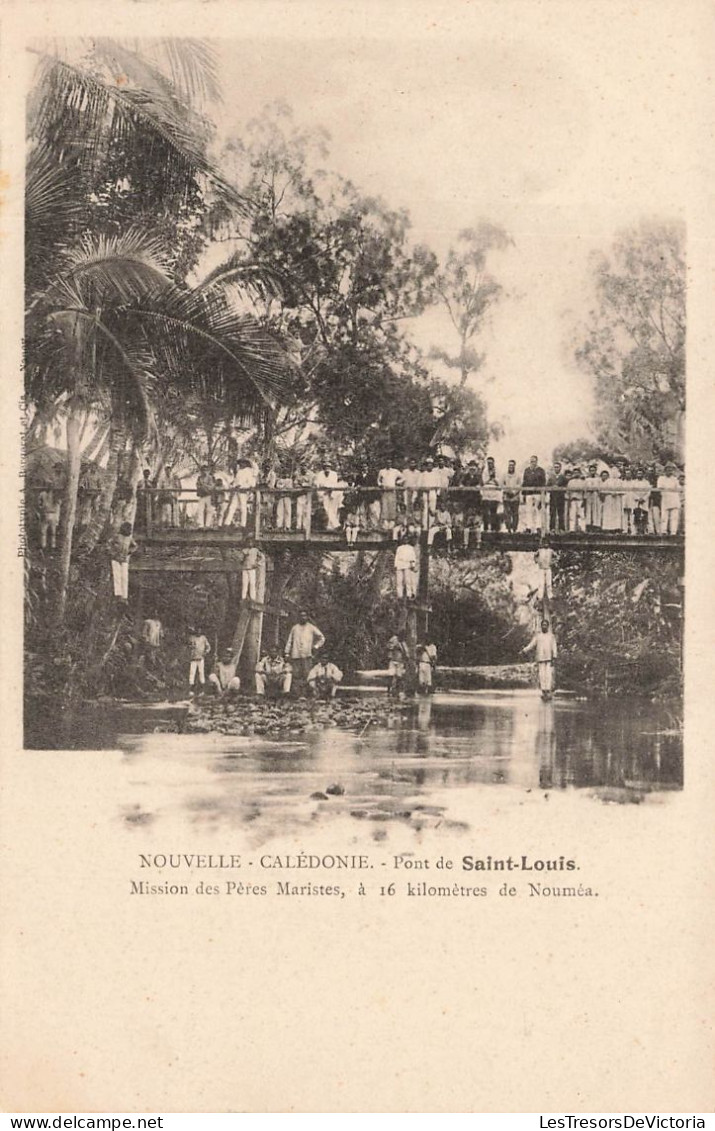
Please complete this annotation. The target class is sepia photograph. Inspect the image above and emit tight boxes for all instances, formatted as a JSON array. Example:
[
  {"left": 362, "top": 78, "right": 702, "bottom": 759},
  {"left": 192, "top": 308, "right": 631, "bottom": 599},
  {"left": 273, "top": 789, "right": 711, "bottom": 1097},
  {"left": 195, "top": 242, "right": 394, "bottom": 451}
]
[
  {"left": 22, "top": 33, "right": 684, "bottom": 816},
  {"left": 3, "top": 0, "right": 712, "bottom": 1115}
]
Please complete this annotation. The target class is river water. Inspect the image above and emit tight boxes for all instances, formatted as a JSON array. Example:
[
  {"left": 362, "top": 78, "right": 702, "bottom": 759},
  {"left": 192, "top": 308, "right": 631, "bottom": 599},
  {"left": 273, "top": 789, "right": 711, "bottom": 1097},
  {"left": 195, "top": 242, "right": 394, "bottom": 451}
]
[{"left": 74, "top": 690, "right": 681, "bottom": 845}]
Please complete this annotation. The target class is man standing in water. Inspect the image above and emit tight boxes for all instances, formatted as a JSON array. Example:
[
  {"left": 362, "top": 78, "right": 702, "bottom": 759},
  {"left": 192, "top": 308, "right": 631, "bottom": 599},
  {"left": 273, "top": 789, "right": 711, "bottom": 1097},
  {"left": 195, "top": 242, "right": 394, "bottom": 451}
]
[
  {"left": 284, "top": 611, "right": 325, "bottom": 695},
  {"left": 521, "top": 618, "right": 558, "bottom": 701}
]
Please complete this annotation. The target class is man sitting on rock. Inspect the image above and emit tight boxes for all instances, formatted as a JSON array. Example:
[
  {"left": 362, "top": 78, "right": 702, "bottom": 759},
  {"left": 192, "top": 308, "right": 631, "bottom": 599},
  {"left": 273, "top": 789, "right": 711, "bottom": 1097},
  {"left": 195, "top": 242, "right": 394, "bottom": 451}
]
[
  {"left": 255, "top": 649, "right": 292, "bottom": 697},
  {"left": 307, "top": 654, "right": 343, "bottom": 699},
  {"left": 208, "top": 647, "right": 241, "bottom": 697}
]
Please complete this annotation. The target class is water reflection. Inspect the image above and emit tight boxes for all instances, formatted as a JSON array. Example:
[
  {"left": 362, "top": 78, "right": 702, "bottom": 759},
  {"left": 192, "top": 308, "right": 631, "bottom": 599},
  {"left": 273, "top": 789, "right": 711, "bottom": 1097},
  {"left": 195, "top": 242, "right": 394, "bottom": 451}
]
[{"left": 112, "top": 692, "right": 682, "bottom": 841}]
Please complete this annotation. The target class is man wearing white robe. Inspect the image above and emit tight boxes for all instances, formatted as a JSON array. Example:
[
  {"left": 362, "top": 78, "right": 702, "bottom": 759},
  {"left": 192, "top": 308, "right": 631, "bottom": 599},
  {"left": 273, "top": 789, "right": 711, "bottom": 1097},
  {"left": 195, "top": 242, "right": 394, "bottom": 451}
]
[
  {"left": 522, "top": 619, "right": 558, "bottom": 697},
  {"left": 313, "top": 461, "right": 341, "bottom": 529}
]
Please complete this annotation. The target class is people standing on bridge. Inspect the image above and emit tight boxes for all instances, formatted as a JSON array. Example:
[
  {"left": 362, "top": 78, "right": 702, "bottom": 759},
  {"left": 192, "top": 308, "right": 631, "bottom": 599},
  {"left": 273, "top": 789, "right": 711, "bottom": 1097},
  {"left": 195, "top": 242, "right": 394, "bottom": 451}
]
[
  {"left": 535, "top": 538, "right": 554, "bottom": 600},
  {"left": 583, "top": 463, "right": 601, "bottom": 531},
  {"left": 658, "top": 462, "right": 681, "bottom": 535},
  {"left": 461, "top": 460, "right": 482, "bottom": 536},
  {"left": 255, "top": 649, "right": 292, "bottom": 696},
  {"left": 294, "top": 464, "right": 313, "bottom": 532},
  {"left": 419, "top": 456, "right": 441, "bottom": 531},
  {"left": 195, "top": 465, "right": 214, "bottom": 528},
  {"left": 599, "top": 468, "right": 622, "bottom": 532},
  {"left": 211, "top": 474, "right": 226, "bottom": 527},
  {"left": 620, "top": 462, "right": 636, "bottom": 534},
  {"left": 378, "top": 458, "right": 403, "bottom": 529},
  {"left": 284, "top": 612, "right": 325, "bottom": 695},
  {"left": 314, "top": 459, "right": 341, "bottom": 529},
  {"left": 394, "top": 537, "right": 417, "bottom": 599},
  {"left": 481, "top": 470, "right": 502, "bottom": 532},
  {"left": 307, "top": 654, "right": 343, "bottom": 699},
  {"left": 223, "top": 458, "right": 257, "bottom": 529},
  {"left": 208, "top": 647, "right": 241, "bottom": 697},
  {"left": 547, "top": 461, "right": 567, "bottom": 533},
  {"left": 135, "top": 467, "right": 154, "bottom": 533},
  {"left": 648, "top": 462, "right": 663, "bottom": 534},
  {"left": 522, "top": 456, "right": 546, "bottom": 533},
  {"left": 502, "top": 459, "right": 521, "bottom": 533},
  {"left": 522, "top": 618, "right": 558, "bottom": 701},
  {"left": 566, "top": 466, "right": 586, "bottom": 532},
  {"left": 629, "top": 466, "right": 651, "bottom": 535},
  {"left": 275, "top": 465, "right": 294, "bottom": 531},
  {"left": 435, "top": 454, "right": 454, "bottom": 495},
  {"left": 188, "top": 627, "right": 211, "bottom": 695},
  {"left": 401, "top": 457, "right": 421, "bottom": 518}
]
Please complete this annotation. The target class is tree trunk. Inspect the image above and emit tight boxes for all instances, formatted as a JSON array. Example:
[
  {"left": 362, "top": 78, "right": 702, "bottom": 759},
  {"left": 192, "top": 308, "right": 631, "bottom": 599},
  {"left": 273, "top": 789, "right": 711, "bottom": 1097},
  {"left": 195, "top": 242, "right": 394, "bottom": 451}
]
[
  {"left": 78, "top": 424, "right": 127, "bottom": 553},
  {"left": 56, "top": 404, "right": 83, "bottom": 622}
]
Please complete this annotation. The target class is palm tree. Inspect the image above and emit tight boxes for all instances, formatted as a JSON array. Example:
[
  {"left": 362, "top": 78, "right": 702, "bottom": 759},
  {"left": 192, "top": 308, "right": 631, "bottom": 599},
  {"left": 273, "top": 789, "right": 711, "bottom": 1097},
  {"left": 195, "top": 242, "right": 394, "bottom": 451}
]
[
  {"left": 25, "top": 38, "right": 289, "bottom": 619},
  {"left": 26, "top": 227, "right": 289, "bottom": 619}
]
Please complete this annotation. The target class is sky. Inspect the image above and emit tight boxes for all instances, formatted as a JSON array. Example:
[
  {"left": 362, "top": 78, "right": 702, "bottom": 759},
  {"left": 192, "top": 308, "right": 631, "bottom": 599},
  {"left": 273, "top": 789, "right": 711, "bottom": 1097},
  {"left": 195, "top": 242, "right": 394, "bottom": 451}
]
[{"left": 206, "top": 2, "right": 695, "bottom": 464}]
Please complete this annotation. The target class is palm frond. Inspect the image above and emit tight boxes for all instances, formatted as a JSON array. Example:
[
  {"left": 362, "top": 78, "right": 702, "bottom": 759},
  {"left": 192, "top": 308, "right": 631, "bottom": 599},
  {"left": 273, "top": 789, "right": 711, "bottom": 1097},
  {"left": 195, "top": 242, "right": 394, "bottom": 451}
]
[
  {"left": 61, "top": 230, "right": 175, "bottom": 303},
  {"left": 26, "top": 146, "right": 84, "bottom": 231},
  {"left": 197, "top": 253, "right": 286, "bottom": 301},
  {"left": 29, "top": 49, "right": 253, "bottom": 214}
]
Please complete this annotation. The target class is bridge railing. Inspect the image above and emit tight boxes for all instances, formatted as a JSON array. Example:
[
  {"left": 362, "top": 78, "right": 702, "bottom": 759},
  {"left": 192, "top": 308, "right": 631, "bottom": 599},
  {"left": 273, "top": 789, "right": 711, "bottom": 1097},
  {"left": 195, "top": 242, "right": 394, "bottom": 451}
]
[{"left": 24, "top": 482, "right": 685, "bottom": 540}]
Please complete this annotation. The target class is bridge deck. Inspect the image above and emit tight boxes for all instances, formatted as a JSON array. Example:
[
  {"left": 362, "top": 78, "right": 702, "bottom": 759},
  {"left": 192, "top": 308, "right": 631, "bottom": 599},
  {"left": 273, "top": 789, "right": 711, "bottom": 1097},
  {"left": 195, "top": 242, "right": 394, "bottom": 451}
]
[{"left": 136, "top": 528, "right": 683, "bottom": 560}]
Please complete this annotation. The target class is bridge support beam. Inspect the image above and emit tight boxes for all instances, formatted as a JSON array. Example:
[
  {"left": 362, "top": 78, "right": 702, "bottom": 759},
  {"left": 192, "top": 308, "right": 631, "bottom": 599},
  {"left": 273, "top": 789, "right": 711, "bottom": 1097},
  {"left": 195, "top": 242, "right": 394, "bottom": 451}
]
[
  {"left": 242, "top": 553, "right": 267, "bottom": 692},
  {"left": 416, "top": 531, "right": 431, "bottom": 642}
]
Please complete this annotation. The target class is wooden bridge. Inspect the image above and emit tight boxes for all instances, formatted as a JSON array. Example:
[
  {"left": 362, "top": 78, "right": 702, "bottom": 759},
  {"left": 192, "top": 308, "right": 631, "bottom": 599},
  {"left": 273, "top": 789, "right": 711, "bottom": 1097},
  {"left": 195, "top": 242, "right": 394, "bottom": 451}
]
[{"left": 126, "top": 485, "right": 683, "bottom": 689}]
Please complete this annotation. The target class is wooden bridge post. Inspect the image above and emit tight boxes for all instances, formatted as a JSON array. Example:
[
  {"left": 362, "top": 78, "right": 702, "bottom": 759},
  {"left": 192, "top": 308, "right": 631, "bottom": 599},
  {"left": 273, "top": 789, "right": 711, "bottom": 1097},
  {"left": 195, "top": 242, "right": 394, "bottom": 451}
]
[
  {"left": 253, "top": 487, "right": 262, "bottom": 540},
  {"left": 242, "top": 551, "right": 267, "bottom": 692},
  {"left": 416, "top": 531, "right": 430, "bottom": 641}
]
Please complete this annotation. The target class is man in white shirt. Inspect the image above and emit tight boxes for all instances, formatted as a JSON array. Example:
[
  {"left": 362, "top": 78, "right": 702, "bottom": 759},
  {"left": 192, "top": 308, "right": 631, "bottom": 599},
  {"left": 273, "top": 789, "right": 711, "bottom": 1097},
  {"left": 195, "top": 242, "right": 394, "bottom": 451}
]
[
  {"left": 284, "top": 612, "right": 326, "bottom": 693},
  {"left": 401, "top": 458, "right": 421, "bottom": 517},
  {"left": 419, "top": 456, "right": 441, "bottom": 529},
  {"left": 240, "top": 545, "right": 260, "bottom": 601},
  {"left": 481, "top": 456, "right": 498, "bottom": 486},
  {"left": 307, "top": 655, "right": 343, "bottom": 699},
  {"left": 583, "top": 463, "right": 601, "bottom": 531},
  {"left": 141, "top": 616, "right": 164, "bottom": 668},
  {"left": 313, "top": 460, "right": 341, "bottom": 529},
  {"left": 535, "top": 541, "right": 554, "bottom": 600},
  {"left": 223, "top": 459, "right": 257, "bottom": 527},
  {"left": 435, "top": 455, "right": 454, "bottom": 493},
  {"left": 255, "top": 650, "right": 292, "bottom": 696},
  {"left": 658, "top": 462, "right": 681, "bottom": 535},
  {"left": 394, "top": 538, "right": 417, "bottom": 598},
  {"left": 522, "top": 619, "right": 558, "bottom": 699},
  {"left": 378, "top": 460, "right": 403, "bottom": 529},
  {"left": 208, "top": 648, "right": 241, "bottom": 697},
  {"left": 502, "top": 459, "right": 521, "bottom": 533},
  {"left": 427, "top": 503, "right": 453, "bottom": 547}
]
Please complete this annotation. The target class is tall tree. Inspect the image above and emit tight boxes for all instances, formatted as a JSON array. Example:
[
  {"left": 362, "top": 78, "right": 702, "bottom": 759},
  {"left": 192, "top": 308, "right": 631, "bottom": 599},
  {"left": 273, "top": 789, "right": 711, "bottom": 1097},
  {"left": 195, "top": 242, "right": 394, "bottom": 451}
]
[
  {"left": 431, "top": 223, "right": 512, "bottom": 388},
  {"left": 575, "top": 219, "right": 685, "bottom": 461},
  {"left": 206, "top": 105, "right": 446, "bottom": 465}
]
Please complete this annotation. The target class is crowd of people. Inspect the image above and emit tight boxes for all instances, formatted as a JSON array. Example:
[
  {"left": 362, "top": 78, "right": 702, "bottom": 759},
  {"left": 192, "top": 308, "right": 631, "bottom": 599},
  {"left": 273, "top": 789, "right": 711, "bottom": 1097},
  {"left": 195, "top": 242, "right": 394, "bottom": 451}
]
[
  {"left": 120, "top": 451, "right": 686, "bottom": 544},
  {"left": 30, "top": 450, "right": 685, "bottom": 562},
  {"left": 131, "top": 607, "right": 438, "bottom": 703},
  {"left": 29, "top": 445, "right": 682, "bottom": 704}
]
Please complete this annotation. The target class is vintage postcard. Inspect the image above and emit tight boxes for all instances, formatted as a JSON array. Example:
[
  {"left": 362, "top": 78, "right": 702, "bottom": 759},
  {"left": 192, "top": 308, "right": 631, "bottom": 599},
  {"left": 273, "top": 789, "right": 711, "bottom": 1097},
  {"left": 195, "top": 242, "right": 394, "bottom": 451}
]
[{"left": 1, "top": 0, "right": 713, "bottom": 1115}]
